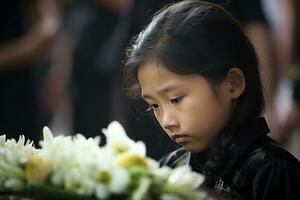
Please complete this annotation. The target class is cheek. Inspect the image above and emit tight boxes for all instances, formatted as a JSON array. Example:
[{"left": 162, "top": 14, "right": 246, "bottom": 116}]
[{"left": 182, "top": 93, "right": 231, "bottom": 137}]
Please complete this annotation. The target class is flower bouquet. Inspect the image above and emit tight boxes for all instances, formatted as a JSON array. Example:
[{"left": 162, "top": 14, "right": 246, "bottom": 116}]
[{"left": 0, "top": 121, "right": 206, "bottom": 200}]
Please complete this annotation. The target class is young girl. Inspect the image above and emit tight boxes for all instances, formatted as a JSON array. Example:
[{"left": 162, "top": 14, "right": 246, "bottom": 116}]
[{"left": 123, "top": 1, "right": 300, "bottom": 199}]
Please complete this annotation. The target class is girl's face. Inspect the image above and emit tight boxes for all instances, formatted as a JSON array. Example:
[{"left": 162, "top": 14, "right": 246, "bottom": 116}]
[{"left": 137, "top": 63, "right": 235, "bottom": 153}]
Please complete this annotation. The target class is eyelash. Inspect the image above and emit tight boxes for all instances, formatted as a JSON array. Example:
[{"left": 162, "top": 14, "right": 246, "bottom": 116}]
[{"left": 145, "top": 96, "right": 184, "bottom": 112}]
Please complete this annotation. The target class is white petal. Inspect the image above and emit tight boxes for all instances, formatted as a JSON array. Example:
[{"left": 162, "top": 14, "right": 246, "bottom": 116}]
[
  {"left": 42, "top": 126, "right": 54, "bottom": 142},
  {"left": 109, "top": 168, "right": 130, "bottom": 194},
  {"left": 95, "top": 184, "right": 110, "bottom": 199}
]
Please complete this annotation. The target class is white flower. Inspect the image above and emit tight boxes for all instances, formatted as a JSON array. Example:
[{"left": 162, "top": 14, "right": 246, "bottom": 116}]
[
  {"left": 94, "top": 161, "right": 116, "bottom": 200},
  {"left": 95, "top": 152, "right": 131, "bottom": 196},
  {"left": 94, "top": 165, "right": 131, "bottom": 199},
  {"left": 0, "top": 123, "right": 206, "bottom": 200},
  {"left": 39, "top": 127, "right": 103, "bottom": 192},
  {"left": 167, "top": 165, "right": 204, "bottom": 189},
  {"left": 108, "top": 167, "right": 130, "bottom": 194},
  {"left": 162, "top": 165, "right": 205, "bottom": 199},
  {"left": 95, "top": 183, "right": 110, "bottom": 199},
  {"left": 0, "top": 135, "right": 37, "bottom": 191},
  {"left": 38, "top": 126, "right": 133, "bottom": 198},
  {"left": 0, "top": 135, "right": 6, "bottom": 146},
  {"left": 64, "top": 168, "right": 95, "bottom": 195},
  {"left": 102, "top": 121, "right": 146, "bottom": 156},
  {"left": 151, "top": 165, "right": 172, "bottom": 183}
]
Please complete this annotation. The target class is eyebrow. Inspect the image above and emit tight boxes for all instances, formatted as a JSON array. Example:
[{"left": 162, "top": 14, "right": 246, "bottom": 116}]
[{"left": 141, "top": 84, "right": 182, "bottom": 99}]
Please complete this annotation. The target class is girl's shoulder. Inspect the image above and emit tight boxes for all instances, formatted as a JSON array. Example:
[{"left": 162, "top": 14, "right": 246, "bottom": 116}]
[
  {"left": 233, "top": 135, "right": 300, "bottom": 199},
  {"left": 244, "top": 134, "right": 300, "bottom": 169}
]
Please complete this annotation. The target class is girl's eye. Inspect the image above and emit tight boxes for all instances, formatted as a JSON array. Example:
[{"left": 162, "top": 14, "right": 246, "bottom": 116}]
[
  {"left": 146, "top": 104, "right": 159, "bottom": 112},
  {"left": 170, "top": 96, "right": 183, "bottom": 104}
]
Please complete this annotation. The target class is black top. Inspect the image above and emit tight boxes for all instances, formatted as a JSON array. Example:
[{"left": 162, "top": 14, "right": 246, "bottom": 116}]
[{"left": 159, "top": 118, "right": 300, "bottom": 200}]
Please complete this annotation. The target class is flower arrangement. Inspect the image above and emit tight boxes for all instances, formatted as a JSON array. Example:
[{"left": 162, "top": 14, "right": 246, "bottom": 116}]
[{"left": 0, "top": 121, "right": 206, "bottom": 200}]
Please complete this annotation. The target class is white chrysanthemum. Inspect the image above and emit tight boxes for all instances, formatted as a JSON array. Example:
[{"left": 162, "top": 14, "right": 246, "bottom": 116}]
[
  {"left": 108, "top": 167, "right": 130, "bottom": 194},
  {"left": 102, "top": 121, "right": 146, "bottom": 156},
  {"left": 0, "top": 135, "right": 37, "bottom": 191},
  {"left": 64, "top": 168, "right": 95, "bottom": 195},
  {"left": 38, "top": 126, "right": 132, "bottom": 198},
  {"left": 0, "top": 123, "right": 206, "bottom": 200},
  {"left": 162, "top": 165, "right": 205, "bottom": 199},
  {"left": 151, "top": 165, "right": 172, "bottom": 183},
  {"left": 94, "top": 164, "right": 130, "bottom": 199},
  {"left": 39, "top": 127, "right": 103, "bottom": 193},
  {"left": 167, "top": 165, "right": 204, "bottom": 189},
  {"left": 0, "top": 135, "right": 6, "bottom": 146}
]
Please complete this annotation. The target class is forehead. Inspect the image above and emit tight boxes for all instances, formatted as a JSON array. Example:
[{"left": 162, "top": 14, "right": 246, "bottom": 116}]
[
  {"left": 137, "top": 63, "right": 178, "bottom": 81},
  {"left": 138, "top": 63, "right": 187, "bottom": 86},
  {"left": 137, "top": 62, "right": 208, "bottom": 96}
]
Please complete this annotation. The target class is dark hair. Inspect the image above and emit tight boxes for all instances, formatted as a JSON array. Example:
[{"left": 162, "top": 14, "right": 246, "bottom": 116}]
[{"left": 123, "top": 0, "right": 265, "bottom": 182}]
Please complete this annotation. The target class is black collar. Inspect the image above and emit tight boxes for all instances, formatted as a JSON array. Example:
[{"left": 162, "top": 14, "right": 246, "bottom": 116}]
[
  {"left": 190, "top": 117, "right": 270, "bottom": 177},
  {"left": 220, "top": 117, "right": 270, "bottom": 179}
]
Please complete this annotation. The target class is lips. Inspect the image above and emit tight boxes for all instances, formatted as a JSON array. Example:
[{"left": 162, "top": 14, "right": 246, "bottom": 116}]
[{"left": 171, "top": 134, "right": 191, "bottom": 144}]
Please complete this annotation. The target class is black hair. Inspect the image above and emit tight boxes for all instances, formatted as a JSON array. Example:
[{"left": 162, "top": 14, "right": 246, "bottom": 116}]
[{"left": 123, "top": 0, "right": 265, "bottom": 183}]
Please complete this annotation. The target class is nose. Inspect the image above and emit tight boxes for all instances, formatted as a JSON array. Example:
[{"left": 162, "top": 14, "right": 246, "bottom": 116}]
[{"left": 161, "top": 109, "right": 179, "bottom": 133}]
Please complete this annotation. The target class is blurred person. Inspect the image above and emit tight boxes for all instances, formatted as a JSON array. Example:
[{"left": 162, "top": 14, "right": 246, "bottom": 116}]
[
  {"left": 0, "top": 0, "right": 60, "bottom": 143},
  {"left": 70, "top": 0, "right": 132, "bottom": 139},
  {"left": 261, "top": 0, "right": 296, "bottom": 143},
  {"left": 43, "top": 0, "right": 132, "bottom": 139},
  {"left": 275, "top": 0, "right": 300, "bottom": 144}
]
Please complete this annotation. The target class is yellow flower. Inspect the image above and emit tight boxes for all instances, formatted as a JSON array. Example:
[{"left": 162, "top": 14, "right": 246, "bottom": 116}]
[
  {"left": 115, "top": 152, "right": 148, "bottom": 170},
  {"left": 25, "top": 154, "right": 52, "bottom": 185}
]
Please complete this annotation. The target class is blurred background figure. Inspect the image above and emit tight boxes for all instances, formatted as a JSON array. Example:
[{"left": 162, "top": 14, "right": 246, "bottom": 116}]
[
  {"left": 0, "top": 0, "right": 59, "bottom": 143},
  {"left": 43, "top": 0, "right": 132, "bottom": 142},
  {"left": 262, "top": 0, "right": 300, "bottom": 149},
  {"left": 69, "top": 0, "right": 131, "bottom": 140},
  {"left": 261, "top": 0, "right": 294, "bottom": 140}
]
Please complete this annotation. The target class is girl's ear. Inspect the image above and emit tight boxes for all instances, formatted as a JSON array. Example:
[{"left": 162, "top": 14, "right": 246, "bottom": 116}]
[{"left": 222, "top": 67, "right": 246, "bottom": 99}]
